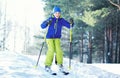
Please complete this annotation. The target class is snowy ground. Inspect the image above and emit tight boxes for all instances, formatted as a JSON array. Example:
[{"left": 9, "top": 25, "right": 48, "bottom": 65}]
[{"left": 0, "top": 51, "right": 120, "bottom": 78}]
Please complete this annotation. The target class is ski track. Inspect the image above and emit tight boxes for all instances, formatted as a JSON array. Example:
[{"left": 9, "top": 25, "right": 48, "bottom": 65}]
[{"left": 0, "top": 51, "right": 120, "bottom": 78}]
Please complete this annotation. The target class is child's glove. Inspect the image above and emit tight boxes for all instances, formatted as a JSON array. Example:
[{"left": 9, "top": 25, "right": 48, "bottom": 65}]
[
  {"left": 47, "top": 19, "right": 52, "bottom": 26},
  {"left": 69, "top": 18, "right": 74, "bottom": 26},
  {"left": 69, "top": 18, "right": 74, "bottom": 24}
]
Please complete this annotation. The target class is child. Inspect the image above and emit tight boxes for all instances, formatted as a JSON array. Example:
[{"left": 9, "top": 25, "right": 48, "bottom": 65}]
[{"left": 41, "top": 6, "right": 74, "bottom": 73}]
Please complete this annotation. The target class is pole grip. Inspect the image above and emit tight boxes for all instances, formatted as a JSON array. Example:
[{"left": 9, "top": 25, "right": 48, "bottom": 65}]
[
  {"left": 70, "top": 28, "right": 72, "bottom": 42},
  {"left": 70, "top": 24, "right": 72, "bottom": 42}
]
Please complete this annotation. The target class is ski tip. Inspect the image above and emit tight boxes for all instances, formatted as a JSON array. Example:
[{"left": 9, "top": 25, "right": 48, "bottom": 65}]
[
  {"left": 51, "top": 73, "right": 57, "bottom": 75},
  {"left": 64, "top": 72, "right": 69, "bottom": 75}
]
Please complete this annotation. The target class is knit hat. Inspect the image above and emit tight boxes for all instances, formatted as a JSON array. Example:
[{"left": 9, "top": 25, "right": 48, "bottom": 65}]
[{"left": 52, "top": 6, "right": 61, "bottom": 13}]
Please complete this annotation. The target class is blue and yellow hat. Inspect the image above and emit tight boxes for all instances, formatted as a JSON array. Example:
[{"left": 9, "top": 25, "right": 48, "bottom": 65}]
[{"left": 52, "top": 6, "right": 61, "bottom": 13}]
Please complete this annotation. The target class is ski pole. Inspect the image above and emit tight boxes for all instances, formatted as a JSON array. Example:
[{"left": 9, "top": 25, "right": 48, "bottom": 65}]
[
  {"left": 69, "top": 23, "right": 73, "bottom": 69},
  {"left": 35, "top": 42, "right": 45, "bottom": 67},
  {"left": 69, "top": 18, "right": 74, "bottom": 69},
  {"left": 34, "top": 33, "right": 46, "bottom": 68},
  {"left": 34, "top": 18, "right": 51, "bottom": 68}
]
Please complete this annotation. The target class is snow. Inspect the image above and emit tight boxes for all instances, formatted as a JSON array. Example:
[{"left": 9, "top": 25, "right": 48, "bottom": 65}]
[
  {"left": 0, "top": 51, "right": 120, "bottom": 78},
  {"left": 0, "top": 0, "right": 45, "bottom": 52}
]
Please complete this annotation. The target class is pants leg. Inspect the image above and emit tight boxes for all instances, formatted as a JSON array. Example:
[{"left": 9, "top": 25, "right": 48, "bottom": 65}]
[
  {"left": 45, "top": 39, "right": 55, "bottom": 66},
  {"left": 55, "top": 39, "right": 63, "bottom": 65}
]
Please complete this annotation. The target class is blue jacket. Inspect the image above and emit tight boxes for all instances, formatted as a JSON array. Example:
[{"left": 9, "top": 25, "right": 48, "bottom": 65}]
[{"left": 41, "top": 17, "right": 71, "bottom": 39}]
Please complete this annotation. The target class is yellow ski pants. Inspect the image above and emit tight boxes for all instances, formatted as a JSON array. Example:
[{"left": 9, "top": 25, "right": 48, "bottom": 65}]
[{"left": 45, "top": 39, "right": 63, "bottom": 66}]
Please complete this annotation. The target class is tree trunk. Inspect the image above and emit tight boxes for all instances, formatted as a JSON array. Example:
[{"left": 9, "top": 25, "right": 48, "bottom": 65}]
[
  {"left": 115, "top": 16, "right": 119, "bottom": 63},
  {"left": 103, "top": 38, "right": 105, "bottom": 63},
  {"left": 87, "top": 31, "right": 92, "bottom": 63},
  {"left": 109, "top": 27, "right": 113, "bottom": 63},
  {"left": 105, "top": 26, "right": 113, "bottom": 63},
  {"left": 118, "top": 38, "right": 120, "bottom": 63},
  {"left": 80, "top": 31, "right": 83, "bottom": 62},
  {"left": 3, "top": 0, "right": 7, "bottom": 51}
]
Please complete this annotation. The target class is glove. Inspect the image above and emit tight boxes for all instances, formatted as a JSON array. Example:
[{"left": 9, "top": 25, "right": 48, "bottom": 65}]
[
  {"left": 69, "top": 18, "right": 74, "bottom": 24},
  {"left": 47, "top": 18, "right": 52, "bottom": 25}
]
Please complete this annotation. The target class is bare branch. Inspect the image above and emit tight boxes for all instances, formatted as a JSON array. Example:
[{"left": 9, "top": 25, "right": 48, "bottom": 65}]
[{"left": 108, "top": 0, "right": 120, "bottom": 10}]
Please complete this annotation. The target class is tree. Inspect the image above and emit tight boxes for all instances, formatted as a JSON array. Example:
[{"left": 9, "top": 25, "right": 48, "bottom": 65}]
[{"left": 40, "top": 0, "right": 120, "bottom": 63}]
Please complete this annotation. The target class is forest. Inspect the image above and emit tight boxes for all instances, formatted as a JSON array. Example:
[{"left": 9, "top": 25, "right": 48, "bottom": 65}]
[{"left": 0, "top": 0, "right": 120, "bottom": 63}]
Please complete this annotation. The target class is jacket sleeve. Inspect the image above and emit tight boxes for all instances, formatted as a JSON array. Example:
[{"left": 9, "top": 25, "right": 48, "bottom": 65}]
[
  {"left": 41, "top": 17, "right": 52, "bottom": 29},
  {"left": 61, "top": 18, "right": 73, "bottom": 29},
  {"left": 41, "top": 19, "right": 48, "bottom": 29}
]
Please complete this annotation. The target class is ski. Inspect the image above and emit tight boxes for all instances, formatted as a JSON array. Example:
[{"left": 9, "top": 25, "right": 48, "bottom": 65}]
[
  {"left": 51, "top": 72, "right": 57, "bottom": 75},
  {"left": 44, "top": 65, "right": 69, "bottom": 76},
  {"left": 46, "top": 70, "right": 69, "bottom": 76},
  {"left": 45, "top": 70, "right": 56, "bottom": 75},
  {"left": 61, "top": 71, "right": 69, "bottom": 75},
  {"left": 45, "top": 68, "right": 57, "bottom": 76},
  {"left": 51, "top": 71, "right": 69, "bottom": 75},
  {"left": 45, "top": 71, "right": 57, "bottom": 76}
]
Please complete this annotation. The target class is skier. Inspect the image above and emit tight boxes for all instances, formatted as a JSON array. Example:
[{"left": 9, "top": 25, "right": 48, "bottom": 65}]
[{"left": 41, "top": 6, "right": 74, "bottom": 73}]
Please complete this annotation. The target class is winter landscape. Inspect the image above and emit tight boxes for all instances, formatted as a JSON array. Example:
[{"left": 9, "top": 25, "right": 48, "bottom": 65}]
[
  {"left": 0, "top": 51, "right": 120, "bottom": 78},
  {"left": 1, "top": 0, "right": 120, "bottom": 78}
]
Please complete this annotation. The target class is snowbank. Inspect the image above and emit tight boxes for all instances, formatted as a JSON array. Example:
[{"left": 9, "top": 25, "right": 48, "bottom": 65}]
[{"left": 0, "top": 51, "right": 120, "bottom": 78}]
